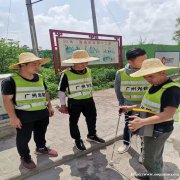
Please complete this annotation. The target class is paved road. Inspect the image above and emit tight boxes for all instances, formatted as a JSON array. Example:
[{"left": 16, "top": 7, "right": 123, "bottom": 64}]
[
  {"left": 0, "top": 88, "right": 179, "bottom": 180},
  {"left": 26, "top": 126, "right": 180, "bottom": 180}
]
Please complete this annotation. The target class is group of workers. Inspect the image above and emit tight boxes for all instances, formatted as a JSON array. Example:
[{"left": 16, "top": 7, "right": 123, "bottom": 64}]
[{"left": 1, "top": 48, "right": 179, "bottom": 180}]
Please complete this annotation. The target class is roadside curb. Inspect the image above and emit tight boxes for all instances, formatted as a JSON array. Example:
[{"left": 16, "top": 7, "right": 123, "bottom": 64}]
[{"left": 8, "top": 134, "right": 123, "bottom": 180}]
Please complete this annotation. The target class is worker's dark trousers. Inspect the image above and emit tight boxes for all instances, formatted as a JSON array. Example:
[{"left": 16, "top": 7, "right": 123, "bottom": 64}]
[
  {"left": 16, "top": 117, "right": 49, "bottom": 159},
  {"left": 68, "top": 98, "right": 97, "bottom": 140}
]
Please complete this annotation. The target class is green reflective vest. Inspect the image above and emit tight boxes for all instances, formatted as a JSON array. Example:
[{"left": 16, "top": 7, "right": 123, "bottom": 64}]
[
  {"left": 120, "top": 68, "right": 149, "bottom": 102},
  {"left": 141, "top": 82, "right": 180, "bottom": 122},
  {"left": 64, "top": 68, "right": 93, "bottom": 100},
  {"left": 12, "top": 74, "right": 47, "bottom": 111}
]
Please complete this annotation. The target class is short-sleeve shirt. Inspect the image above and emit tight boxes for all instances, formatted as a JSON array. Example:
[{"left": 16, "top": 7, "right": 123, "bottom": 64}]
[
  {"left": 58, "top": 67, "right": 94, "bottom": 104},
  {"left": 148, "top": 79, "right": 180, "bottom": 132},
  {"left": 1, "top": 74, "right": 49, "bottom": 123}
]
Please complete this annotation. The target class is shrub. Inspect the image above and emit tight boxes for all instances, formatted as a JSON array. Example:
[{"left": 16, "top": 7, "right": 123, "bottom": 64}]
[
  {"left": 40, "top": 67, "right": 59, "bottom": 99},
  {"left": 91, "top": 66, "right": 117, "bottom": 90}
]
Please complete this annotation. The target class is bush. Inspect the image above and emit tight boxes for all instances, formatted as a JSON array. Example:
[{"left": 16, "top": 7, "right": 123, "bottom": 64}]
[
  {"left": 91, "top": 66, "right": 118, "bottom": 90},
  {"left": 46, "top": 83, "right": 58, "bottom": 99},
  {"left": 40, "top": 67, "right": 59, "bottom": 99}
]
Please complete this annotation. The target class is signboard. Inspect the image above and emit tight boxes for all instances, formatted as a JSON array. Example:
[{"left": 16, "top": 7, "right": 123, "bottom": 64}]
[
  {"left": 58, "top": 37, "right": 119, "bottom": 67},
  {"left": 49, "top": 30, "right": 122, "bottom": 73},
  {"left": 155, "top": 51, "right": 180, "bottom": 67},
  {"left": 155, "top": 51, "right": 180, "bottom": 82}
]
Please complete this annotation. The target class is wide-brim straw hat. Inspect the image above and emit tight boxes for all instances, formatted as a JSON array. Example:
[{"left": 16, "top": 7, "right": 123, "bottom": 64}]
[
  {"left": 9, "top": 52, "right": 50, "bottom": 69},
  {"left": 62, "top": 50, "right": 99, "bottom": 64},
  {"left": 130, "top": 58, "right": 179, "bottom": 77}
]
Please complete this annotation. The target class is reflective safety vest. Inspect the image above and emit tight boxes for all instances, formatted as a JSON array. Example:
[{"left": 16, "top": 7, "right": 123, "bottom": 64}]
[
  {"left": 120, "top": 68, "right": 149, "bottom": 102},
  {"left": 12, "top": 74, "right": 47, "bottom": 111},
  {"left": 141, "top": 82, "right": 180, "bottom": 122},
  {"left": 64, "top": 68, "right": 93, "bottom": 100}
]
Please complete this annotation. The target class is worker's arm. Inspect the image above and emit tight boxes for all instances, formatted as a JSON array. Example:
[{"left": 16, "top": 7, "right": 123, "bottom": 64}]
[
  {"left": 114, "top": 70, "right": 125, "bottom": 106},
  {"left": 128, "top": 106, "right": 177, "bottom": 132},
  {"left": 2, "top": 95, "right": 22, "bottom": 129},
  {"left": 58, "top": 73, "right": 69, "bottom": 114},
  {"left": 119, "top": 104, "right": 140, "bottom": 114},
  {"left": 45, "top": 90, "right": 54, "bottom": 117}
]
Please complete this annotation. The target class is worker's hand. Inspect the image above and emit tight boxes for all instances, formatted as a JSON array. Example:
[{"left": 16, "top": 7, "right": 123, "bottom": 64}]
[
  {"left": 48, "top": 106, "right": 54, "bottom": 117},
  {"left": 128, "top": 115, "right": 143, "bottom": 132},
  {"left": 119, "top": 105, "right": 133, "bottom": 114},
  {"left": 59, "top": 105, "right": 69, "bottom": 114},
  {"left": 10, "top": 117, "right": 22, "bottom": 129}
]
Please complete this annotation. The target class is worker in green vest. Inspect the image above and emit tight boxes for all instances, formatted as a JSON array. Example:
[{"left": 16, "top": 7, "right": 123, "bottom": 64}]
[
  {"left": 58, "top": 50, "right": 105, "bottom": 151},
  {"left": 120, "top": 58, "right": 180, "bottom": 180},
  {"left": 115, "top": 48, "right": 148, "bottom": 157},
  {"left": 1, "top": 52, "right": 58, "bottom": 170}
]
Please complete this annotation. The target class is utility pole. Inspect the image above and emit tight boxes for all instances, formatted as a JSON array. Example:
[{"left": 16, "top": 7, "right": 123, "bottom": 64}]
[
  {"left": 90, "top": 0, "right": 98, "bottom": 35},
  {"left": 26, "top": 0, "right": 42, "bottom": 56}
]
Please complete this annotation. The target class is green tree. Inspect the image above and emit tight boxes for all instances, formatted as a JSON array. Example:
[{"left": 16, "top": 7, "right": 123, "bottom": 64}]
[
  {"left": 0, "top": 38, "right": 25, "bottom": 73},
  {"left": 39, "top": 50, "right": 54, "bottom": 68},
  {"left": 173, "top": 18, "right": 180, "bottom": 45},
  {"left": 40, "top": 67, "right": 59, "bottom": 99}
]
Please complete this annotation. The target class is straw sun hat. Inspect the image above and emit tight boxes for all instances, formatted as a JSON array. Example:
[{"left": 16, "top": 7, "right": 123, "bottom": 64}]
[
  {"left": 130, "top": 58, "right": 179, "bottom": 77},
  {"left": 9, "top": 52, "right": 50, "bottom": 69},
  {"left": 63, "top": 50, "right": 99, "bottom": 64}
]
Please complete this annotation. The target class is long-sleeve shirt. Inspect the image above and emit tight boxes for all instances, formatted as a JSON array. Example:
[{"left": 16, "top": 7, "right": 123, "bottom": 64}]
[
  {"left": 114, "top": 64, "right": 143, "bottom": 106},
  {"left": 58, "top": 67, "right": 88, "bottom": 105}
]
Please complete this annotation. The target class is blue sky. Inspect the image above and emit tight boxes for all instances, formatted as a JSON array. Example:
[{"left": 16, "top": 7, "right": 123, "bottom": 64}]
[{"left": 0, "top": 0, "right": 180, "bottom": 49}]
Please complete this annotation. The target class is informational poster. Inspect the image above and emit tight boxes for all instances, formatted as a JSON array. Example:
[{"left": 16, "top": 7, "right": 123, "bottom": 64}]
[
  {"left": 58, "top": 37, "right": 119, "bottom": 67},
  {"left": 155, "top": 51, "right": 180, "bottom": 67},
  {"left": 155, "top": 51, "right": 180, "bottom": 82}
]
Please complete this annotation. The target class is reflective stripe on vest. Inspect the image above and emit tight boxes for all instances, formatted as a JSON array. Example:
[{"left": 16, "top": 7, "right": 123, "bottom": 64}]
[
  {"left": 12, "top": 74, "right": 47, "bottom": 111},
  {"left": 63, "top": 68, "right": 93, "bottom": 100},
  {"left": 120, "top": 68, "right": 149, "bottom": 102},
  {"left": 68, "top": 91, "right": 92, "bottom": 98},
  {"left": 15, "top": 102, "right": 48, "bottom": 110},
  {"left": 141, "top": 82, "right": 180, "bottom": 122}
]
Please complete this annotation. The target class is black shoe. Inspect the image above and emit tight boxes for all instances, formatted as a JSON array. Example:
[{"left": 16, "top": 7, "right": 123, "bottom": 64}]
[
  {"left": 87, "top": 135, "right": 105, "bottom": 144},
  {"left": 75, "top": 139, "right": 86, "bottom": 151},
  {"left": 135, "top": 174, "right": 150, "bottom": 180}
]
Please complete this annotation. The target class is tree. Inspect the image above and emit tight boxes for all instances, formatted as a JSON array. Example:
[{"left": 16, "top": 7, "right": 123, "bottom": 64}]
[
  {"left": 173, "top": 18, "right": 180, "bottom": 45},
  {"left": 138, "top": 35, "right": 147, "bottom": 45},
  {"left": 0, "top": 38, "right": 25, "bottom": 73},
  {"left": 39, "top": 50, "right": 54, "bottom": 68}
]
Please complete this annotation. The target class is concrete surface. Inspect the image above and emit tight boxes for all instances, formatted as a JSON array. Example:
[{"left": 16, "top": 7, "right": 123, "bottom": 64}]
[{"left": 0, "top": 88, "right": 179, "bottom": 180}]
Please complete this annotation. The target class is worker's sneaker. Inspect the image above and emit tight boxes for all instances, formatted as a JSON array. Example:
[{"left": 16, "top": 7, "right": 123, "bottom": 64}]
[
  {"left": 35, "top": 147, "right": 58, "bottom": 157},
  {"left": 75, "top": 139, "right": 86, "bottom": 151},
  {"left": 87, "top": 135, "right": 105, "bottom": 144},
  {"left": 21, "top": 157, "right": 36, "bottom": 169},
  {"left": 118, "top": 144, "right": 130, "bottom": 154}
]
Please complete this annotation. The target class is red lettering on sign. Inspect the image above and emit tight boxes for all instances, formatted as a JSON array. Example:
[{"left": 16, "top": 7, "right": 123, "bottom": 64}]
[{"left": 161, "top": 57, "right": 166, "bottom": 64}]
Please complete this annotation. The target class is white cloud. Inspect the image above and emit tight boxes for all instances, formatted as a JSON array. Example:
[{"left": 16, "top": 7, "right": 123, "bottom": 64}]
[
  {"left": 0, "top": 12, "right": 9, "bottom": 29},
  {"left": 99, "top": 0, "right": 119, "bottom": 7},
  {"left": 34, "top": 1, "right": 180, "bottom": 48},
  {"left": 47, "top": 4, "right": 70, "bottom": 17},
  {"left": 34, "top": 5, "right": 94, "bottom": 49},
  {"left": 117, "top": 0, "right": 180, "bottom": 44},
  {"left": 1, "top": 0, "right": 179, "bottom": 49}
]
